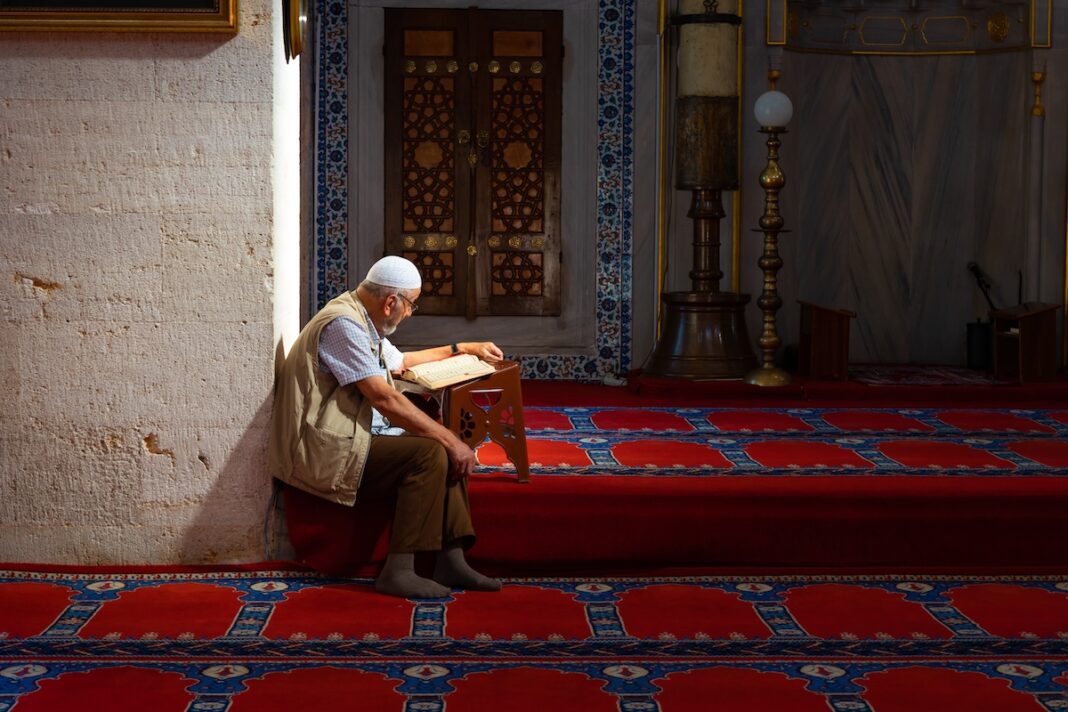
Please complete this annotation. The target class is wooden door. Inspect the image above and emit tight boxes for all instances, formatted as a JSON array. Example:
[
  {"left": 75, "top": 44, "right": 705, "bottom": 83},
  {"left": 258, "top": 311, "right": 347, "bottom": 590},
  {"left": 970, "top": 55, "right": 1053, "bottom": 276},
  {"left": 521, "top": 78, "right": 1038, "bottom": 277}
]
[{"left": 384, "top": 8, "right": 562, "bottom": 318}]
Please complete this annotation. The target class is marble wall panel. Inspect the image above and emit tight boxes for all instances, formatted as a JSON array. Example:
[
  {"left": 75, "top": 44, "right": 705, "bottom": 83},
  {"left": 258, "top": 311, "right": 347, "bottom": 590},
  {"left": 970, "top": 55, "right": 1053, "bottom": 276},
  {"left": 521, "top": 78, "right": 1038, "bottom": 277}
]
[
  {"left": 790, "top": 52, "right": 852, "bottom": 354},
  {"left": 1037, "top": 40, "right": 1068, "bottom": 364},
  {"left": 909, "top": 55, "right": 977, "bottom": 365},
  {"left": 846, "top": 57, "right": 914, "bottom": 363},
  {"left": 780, "top": 47, "right": 1039, "bottom": 365},
  {"left": 974, "top": 52, "right": 1030, "bottom": 313},
  {"left": 631, "top": 33, "right": 660, "bottom": 367}
]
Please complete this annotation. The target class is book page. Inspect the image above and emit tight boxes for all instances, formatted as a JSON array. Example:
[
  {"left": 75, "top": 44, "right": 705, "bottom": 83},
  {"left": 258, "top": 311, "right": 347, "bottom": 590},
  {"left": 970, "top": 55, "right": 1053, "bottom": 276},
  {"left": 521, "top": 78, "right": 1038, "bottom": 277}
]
[{"left": 400, "top": 354, "right": 496, "bottom": 389}]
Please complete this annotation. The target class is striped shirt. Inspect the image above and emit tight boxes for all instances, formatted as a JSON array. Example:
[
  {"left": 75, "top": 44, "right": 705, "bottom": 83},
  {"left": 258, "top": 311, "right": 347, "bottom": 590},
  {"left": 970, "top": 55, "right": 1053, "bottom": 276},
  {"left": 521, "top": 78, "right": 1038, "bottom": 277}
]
[{"left": 318, "top": 306, "right": 405, "bottom": 436}]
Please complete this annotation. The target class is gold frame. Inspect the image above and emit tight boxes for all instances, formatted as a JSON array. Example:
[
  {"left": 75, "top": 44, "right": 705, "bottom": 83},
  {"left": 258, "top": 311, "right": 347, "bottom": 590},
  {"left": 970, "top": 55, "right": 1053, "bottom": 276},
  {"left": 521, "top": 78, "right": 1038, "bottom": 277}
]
[
  {"left": 0, "top": 0, "right": 236, "bottom": 32},
  {"left": 768, "top": 0, "right": 1051, "bottom": 55}
]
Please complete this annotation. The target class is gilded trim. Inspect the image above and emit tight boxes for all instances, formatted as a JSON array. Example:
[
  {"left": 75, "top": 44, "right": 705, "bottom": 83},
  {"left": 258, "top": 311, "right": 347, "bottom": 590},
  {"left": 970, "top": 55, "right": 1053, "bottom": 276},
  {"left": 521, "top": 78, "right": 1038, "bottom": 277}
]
[
  {"left": 655, "top": 0, "right": 670, "bottom": 338},
  {"left": 731, "top": 0, "right": 744, "bottom": 292},
  {"left": 765, "top": 0, "right": 787, "bottom": 46},
  {"left": 0, "top": 0, "right": 236, "bottom": 31},
  {"left": 1031, "top": 71, "right": 1046, "bottom": 118},
  {"left": 1031, "top": 0, "right": 1052, "bottom": 49},
  {"left": 779, "top": 45, "right": 1028, "bottom": 57},
  {"left": 768, "top": 0, "right": 1045, "bottom": 55},
  {"left": 857, "top": 16, "right": 909, "bottom": 47}
]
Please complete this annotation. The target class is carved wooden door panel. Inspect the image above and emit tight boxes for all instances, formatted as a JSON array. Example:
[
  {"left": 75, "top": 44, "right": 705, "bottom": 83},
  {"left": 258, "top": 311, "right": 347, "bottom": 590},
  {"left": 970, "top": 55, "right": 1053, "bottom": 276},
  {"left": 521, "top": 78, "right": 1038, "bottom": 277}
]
[{"left": 384, "top": 8, "right": 562, "bottom": 318}]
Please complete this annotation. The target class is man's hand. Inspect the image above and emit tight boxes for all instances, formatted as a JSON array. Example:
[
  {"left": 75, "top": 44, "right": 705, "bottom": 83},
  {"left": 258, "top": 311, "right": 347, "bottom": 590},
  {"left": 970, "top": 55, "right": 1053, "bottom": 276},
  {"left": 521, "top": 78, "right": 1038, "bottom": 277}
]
[
  {"left": 444, "top": 436, "right": 478, "bottom": 481},
  {"left": 356, "top": 377, "right": 472, "bottom": 479},
  {"left": 460, "top": 342, "right": 504, "bottom": 363}
]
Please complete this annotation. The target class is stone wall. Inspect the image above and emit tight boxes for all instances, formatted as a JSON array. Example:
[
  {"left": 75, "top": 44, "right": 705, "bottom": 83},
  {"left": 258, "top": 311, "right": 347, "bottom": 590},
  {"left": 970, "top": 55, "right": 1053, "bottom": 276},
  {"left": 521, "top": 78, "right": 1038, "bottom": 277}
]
[{"left": 0, "top": 0, "right": 291, "bottom": 563}]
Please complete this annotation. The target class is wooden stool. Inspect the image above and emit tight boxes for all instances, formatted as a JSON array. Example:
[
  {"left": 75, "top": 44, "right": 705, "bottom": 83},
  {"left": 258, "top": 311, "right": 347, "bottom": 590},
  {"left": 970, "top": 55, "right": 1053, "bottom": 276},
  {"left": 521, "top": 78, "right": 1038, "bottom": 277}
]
[
  {"left": 442, "top": 360, "right": 530, "bottom": 483},
  {"left": 798, "top": 301, "right": 856, "bottom": 381}
]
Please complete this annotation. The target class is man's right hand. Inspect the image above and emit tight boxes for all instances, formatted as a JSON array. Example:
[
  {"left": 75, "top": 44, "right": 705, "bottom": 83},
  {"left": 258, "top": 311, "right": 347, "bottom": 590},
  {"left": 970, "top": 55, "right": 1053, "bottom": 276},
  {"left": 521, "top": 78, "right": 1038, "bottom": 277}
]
[
  {"left": 444, "top": 437, "right": 477, "bottom": 482},
  {"left": 355, "top": 375, "right": 479, "bottom": 480}
]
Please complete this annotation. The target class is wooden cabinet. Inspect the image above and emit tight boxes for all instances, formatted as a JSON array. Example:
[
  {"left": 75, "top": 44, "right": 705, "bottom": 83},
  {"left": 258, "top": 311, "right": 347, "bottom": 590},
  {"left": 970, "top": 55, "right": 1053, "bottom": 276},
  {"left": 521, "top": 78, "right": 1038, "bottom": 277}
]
[{"left": 991, "top": 303, "right": 1059, "bottom": 382}]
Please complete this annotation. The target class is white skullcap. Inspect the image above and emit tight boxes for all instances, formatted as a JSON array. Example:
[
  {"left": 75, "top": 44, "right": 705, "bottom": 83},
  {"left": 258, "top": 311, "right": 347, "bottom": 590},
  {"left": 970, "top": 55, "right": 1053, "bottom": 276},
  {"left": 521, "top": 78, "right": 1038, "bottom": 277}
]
[{"left": 365, "top": 255, "right": 423, "bottom": 290}]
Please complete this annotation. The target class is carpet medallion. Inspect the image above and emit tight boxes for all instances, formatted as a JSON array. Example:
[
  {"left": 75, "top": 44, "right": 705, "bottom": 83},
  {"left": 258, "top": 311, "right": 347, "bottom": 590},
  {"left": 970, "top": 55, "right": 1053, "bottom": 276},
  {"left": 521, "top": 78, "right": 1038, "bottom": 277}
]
[{"left": 1, "top": 569, "right": 1066, "bottom": 710}]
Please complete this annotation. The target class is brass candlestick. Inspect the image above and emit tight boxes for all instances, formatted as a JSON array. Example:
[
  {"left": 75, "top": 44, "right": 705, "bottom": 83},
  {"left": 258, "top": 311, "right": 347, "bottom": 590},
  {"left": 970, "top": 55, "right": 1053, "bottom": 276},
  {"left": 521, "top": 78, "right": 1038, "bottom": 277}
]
[{"left": 745, "top": 124, "right": 790, "bottom": 386}]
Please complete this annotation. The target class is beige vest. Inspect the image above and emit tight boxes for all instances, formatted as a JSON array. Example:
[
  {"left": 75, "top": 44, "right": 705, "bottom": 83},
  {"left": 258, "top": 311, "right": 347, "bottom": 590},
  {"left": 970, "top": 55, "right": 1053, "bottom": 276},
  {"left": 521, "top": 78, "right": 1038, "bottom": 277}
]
[{"left": 269, "top": 291, "right": 387, "bottom": 506}]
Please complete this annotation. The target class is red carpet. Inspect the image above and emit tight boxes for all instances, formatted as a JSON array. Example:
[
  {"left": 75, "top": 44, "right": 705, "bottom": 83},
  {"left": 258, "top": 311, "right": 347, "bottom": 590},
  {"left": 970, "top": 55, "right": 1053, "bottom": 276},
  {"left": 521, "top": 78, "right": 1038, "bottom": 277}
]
[
  {"left": 1, "top": 567, "right": 1066, "bottom": 710},
  {"left": 622, "top": 370, "right": 1068, "bottom": 407},
  {"left": 284, "top": 389, "right": 1068, "bottom": 576}
]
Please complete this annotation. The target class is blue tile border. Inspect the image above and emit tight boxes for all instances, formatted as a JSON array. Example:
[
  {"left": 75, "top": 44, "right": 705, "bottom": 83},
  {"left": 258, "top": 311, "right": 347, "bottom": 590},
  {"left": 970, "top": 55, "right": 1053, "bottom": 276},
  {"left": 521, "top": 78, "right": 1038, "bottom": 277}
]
[
  {"left": 314, "top": 0, "right": 350, "bottom": 309},
  {"left": 314, "top": 0, "right": 634, "bottom": 380}
]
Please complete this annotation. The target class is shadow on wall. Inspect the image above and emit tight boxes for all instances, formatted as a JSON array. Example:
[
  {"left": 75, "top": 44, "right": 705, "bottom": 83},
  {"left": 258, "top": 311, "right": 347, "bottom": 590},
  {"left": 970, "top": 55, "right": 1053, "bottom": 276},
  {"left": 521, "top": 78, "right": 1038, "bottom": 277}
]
[{"left": 176, "top": 338, "right": 293, "bottom": 564}]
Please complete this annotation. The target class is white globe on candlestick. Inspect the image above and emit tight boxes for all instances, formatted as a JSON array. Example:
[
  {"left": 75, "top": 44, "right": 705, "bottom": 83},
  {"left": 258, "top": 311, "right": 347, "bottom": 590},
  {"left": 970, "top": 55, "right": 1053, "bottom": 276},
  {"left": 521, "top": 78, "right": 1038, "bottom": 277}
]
[{"left": 754, "top": 90, "right": 793, "bottom": 128}]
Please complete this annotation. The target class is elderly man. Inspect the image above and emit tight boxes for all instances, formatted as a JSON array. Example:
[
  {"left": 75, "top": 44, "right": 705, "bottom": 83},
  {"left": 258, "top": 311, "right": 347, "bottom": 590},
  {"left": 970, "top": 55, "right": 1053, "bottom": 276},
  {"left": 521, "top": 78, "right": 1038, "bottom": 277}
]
[{"left": 270, "top": 256, "right": 503, "bottom": 598}]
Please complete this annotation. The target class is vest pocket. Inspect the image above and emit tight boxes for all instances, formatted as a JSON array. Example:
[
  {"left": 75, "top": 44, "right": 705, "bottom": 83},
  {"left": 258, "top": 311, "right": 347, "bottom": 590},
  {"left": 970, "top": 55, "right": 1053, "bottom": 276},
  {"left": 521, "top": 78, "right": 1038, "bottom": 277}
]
[{"left": 295, "top": 425, "right": 355, "bottom": 495}]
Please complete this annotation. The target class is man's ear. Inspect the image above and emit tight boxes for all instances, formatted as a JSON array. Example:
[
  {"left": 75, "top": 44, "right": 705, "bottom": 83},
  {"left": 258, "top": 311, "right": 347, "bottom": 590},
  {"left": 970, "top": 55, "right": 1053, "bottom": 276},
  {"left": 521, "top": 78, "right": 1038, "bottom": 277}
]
[{"left": 381, "top": 293, "right": 398, "bottom": 317}]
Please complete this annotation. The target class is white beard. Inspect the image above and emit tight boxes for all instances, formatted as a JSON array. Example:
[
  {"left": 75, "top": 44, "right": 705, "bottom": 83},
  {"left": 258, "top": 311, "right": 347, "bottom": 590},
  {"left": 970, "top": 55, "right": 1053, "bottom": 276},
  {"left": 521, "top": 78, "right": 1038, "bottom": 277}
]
[{"left": 381, "top": 310, "right": 403, "bottom": 336}]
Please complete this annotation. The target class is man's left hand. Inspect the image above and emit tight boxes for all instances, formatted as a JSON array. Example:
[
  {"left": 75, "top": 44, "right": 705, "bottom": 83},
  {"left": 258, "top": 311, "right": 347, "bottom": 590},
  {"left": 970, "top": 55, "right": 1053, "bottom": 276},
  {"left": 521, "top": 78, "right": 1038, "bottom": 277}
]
[{"left": 461, "top": 342, "right": 504, "bottom": 363}]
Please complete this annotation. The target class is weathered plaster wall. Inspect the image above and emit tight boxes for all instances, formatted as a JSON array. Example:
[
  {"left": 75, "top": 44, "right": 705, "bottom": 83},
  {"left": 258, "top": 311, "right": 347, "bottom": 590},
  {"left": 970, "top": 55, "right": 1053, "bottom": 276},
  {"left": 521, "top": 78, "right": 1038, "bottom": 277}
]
[{"left": 0, "top": 2, "right": 289, "bottom": 563}]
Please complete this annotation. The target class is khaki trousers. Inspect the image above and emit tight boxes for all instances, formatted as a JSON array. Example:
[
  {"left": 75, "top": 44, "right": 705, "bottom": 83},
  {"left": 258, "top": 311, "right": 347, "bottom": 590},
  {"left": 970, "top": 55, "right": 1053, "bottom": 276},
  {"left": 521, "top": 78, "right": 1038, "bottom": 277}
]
[{"left": 359, "top": 435, "right": 475, "bottom": 554}]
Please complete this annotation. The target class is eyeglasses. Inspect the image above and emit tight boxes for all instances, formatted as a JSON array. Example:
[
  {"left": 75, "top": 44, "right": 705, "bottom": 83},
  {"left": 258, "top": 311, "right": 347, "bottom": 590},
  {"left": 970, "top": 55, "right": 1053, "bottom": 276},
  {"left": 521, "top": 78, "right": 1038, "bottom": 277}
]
[{"left": 395, "top": 292, "right": 419, "bottom": 314}]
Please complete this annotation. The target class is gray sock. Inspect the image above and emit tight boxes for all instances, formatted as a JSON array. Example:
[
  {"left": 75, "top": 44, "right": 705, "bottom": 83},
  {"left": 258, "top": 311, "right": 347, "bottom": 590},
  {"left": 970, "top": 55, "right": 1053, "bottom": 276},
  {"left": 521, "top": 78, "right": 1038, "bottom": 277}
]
[
  {"left": 433, "top": 544, "right": 502, "bottom": 592},
  {"left": 376, "top": 552, "right": 451, "bottom": 599}
]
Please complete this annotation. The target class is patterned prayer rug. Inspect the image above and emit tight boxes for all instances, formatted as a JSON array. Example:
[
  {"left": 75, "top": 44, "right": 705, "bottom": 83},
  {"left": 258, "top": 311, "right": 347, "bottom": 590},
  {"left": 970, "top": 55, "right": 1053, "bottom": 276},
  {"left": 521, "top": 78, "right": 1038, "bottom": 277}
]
[
  {"left": 475, "top": 407, "right": 1068, "bottom": 478},
  {"left": 1, "top": 569, "right": 1066, "bottom": 711}
]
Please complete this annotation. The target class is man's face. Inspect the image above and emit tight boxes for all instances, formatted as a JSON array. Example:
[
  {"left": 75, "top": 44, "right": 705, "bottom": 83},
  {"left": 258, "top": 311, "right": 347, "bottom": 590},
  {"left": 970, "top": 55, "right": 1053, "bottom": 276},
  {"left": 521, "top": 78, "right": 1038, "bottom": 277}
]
[{"left": 381, "top": 289, "right": 419, "bottom": 336}]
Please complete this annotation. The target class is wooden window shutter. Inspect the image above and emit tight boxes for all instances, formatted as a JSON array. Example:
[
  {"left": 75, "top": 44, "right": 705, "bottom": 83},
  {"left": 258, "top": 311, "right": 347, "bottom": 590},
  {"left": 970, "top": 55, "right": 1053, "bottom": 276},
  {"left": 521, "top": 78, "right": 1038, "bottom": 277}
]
[{"left": 384, "top": 8, "right": 562, "bottom": 318}]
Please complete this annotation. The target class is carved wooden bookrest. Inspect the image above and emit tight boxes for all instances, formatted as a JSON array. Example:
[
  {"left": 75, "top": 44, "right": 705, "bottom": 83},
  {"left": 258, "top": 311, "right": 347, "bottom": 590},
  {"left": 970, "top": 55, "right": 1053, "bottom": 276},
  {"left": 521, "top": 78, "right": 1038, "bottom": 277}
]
[{"left": 441, "top": 360, "right": 530, "bottom": 483}]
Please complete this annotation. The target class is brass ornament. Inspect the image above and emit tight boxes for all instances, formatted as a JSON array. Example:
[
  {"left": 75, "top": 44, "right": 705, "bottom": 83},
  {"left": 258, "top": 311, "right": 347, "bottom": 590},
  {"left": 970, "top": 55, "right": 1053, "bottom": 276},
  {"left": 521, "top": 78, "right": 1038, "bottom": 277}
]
[
  {"left": 425, "top": 60, "right": 438, "bottom": 73},
  {"left": 466, "top": 245, "right": 478, "bottom": 256},
  {"left": 508, "top": 236, "right": 522, "bottom": 248},
  {"left": 532, "top": 237, "right": 545, "bottom": 249},
  {"left": 488, "top": 236, "right": 501, "bottom": 248},
  {"left": 444, "top": 235, "right": 458, "bottom": 248},
  {"left": 488, "top": 60, "right": 501, "bottom": 74},
  {"left": 1031, "top": 71, "right": 1046, "bottom": 117},
  {"left": 457, "top": 129, "right": 471, "bottom": 145},
  {"left": 446, "top": 60, "right": 459, "bottom": 73},
  {"left": 987, "top": 12, "right": 1010, "bottom": 42},
  {"left": 468, "top": 61, "right": 479, "bottom": 73},
  {"left": 467, "top": 150, "right": 479, "bottom": 168},
  {"left": 531, "top": 61, "right": 543, "bottom": 75},
  {"left": 403, "top": 236, "right": 416, "bottom": 248},
  {"left": 744, "top": 127, "right": 791, "bottom": 388},
  {"left": 425, "top": 235, "right": 440, "bottom": 249},
  {"left": 404, "top": 60, "right": 416, "bottom": 74},
  {"left": 283, "top": 0, "right": 306, "bottom": 60},
  {"left": 509, "top": 61, "right": 521, "bottom": 74}
]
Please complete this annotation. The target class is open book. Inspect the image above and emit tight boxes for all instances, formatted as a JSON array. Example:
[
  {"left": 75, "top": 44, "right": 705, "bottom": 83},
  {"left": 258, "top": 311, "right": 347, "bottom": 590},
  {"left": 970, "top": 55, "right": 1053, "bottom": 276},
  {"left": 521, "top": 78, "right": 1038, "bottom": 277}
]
[{"left": 399, "top": 354, "right": 496, "bottom": 390}]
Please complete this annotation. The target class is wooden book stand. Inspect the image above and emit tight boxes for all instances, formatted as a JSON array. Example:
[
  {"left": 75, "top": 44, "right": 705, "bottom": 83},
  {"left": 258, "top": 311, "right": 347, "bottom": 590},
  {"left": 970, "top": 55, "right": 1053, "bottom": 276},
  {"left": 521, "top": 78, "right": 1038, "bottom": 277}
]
[{"left": 441, "top": 360, "right": 530, "bottom": 483}]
